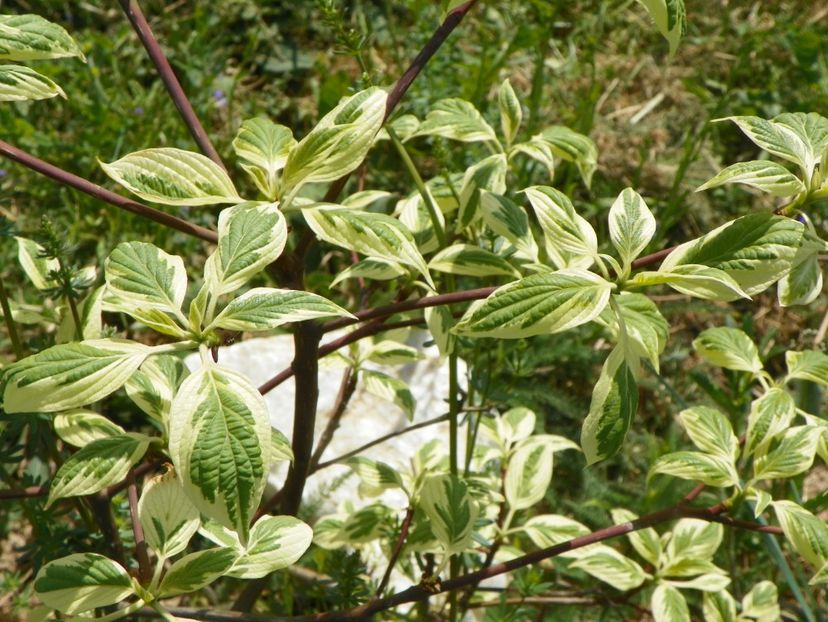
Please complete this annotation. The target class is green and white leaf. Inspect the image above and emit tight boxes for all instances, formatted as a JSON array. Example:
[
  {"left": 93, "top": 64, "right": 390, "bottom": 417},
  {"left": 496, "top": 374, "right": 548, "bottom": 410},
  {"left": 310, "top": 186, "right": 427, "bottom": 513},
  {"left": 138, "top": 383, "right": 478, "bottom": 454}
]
[
  {"left": 425, "top": 305, "right": 455, "bottom": 356},
  {"left": 697, "top": 160, "right": 806, "bottom": 197},
  {"left": 34, "top": 554, "right": 133, "bottom": 615},
  {"left": 457, "top": 153, "right": 507, "bottom": 230},
  {"left": 454, "top": 269, "right": 612, "bottom": 339},
  {"left": 538, "top": 126, "right": 598, "bottom": 187},
  {"left": 744, "top": 388, "right": 795, "bottom": 458},
  {"left": 124, "top": 354, "right": 188, "bottom": 426},
  {"left": 509, "top": 137, "right": 556, "bottom": 179},
  {"left": 659, "top": 212, "right": 803, "bottom": 296},
  {"left": 630, "top": 264, "right": 750, "bottom": 302},
  {"left": 703, "top": 590, "right": 738, "bottom": 622},
  {"left": 609, "top": 188, "right": 656, "bottom": 267},
  {"left": 666, "top": 519, "right": 723, "bottom": 562},
  {"left": 611, "top": 508, "right": 661, "bottom": 566},
  {"left": 331, "top": 258, "right": 407, "bottom": 287},
  {"left": 771, "top": 501, "right": 828, "bottom": 567},
  {"left": 100, "top": 148, "right": 241, "bottom": 206},
  {"left": 16, "top": 236, "right": 58, "bottom": 290},
  {"left": 0, "top": 14, "right": 84, "bottom": 61},
  {"left": 341, "top": 190, "right": 393, "bottom": 209},
  {"left": 282, "top": 87, "right": 387, "bottom": 196},
  {"left": 753, "top": 426, "right": 821, "bottom": 480},
  {"left": 47, "top": 433, "right": 150, "bottom": 506},
  {"left": 420, "top": 474, "right": 479, "bottom": 556},
  {"left": 505, "top": 439, "right": 555, "bottom": 511},
  {"left": 785, "top": 350, "right": 828, "bottom": 386},
  {"left": 666, "top": 574, "right": 730, "bottom": 592},
  {"left": 347, "top": 456, "right": 405, "bottom": 497},
  {"left": 581, "top": 345, "right": 638, "bottom": 465},
  {"left": 741, "top": 581, "right": 780, "bottom": 619},
  {"left": 228, "top": 515, "right": 313, "bottom": 579},
  {"left": 105, "top": 242, "right": 187, "bottom": 319},
  {"left": 524, "top": 185, "right": 597, "bottom": 268},
  {"left": 679, "top": 406, "right": 738, "bottom": 461},
  {"left": 0, "top": 64, "right": 64, "bottom": 101},
  {"left": 596, "top": 292, "right": 668, "bottom": 370},
  {"left": 413, "top": 98, "right": 498, "bottom": 144},
  {"left": 567, "top": 544, "right": 649, "bottom": 590},
  {"left": 480, "top": 191, "right": 539, "bottom": 261},
  {"left": 636, "top": 0, "right": 687, "bottom": 54},
  {"left": 779, "top": 223, "right": 824, "bottom": 307},
  {"left": 138, "top": 468, "right": 200, "bottom": 559},
  {"left": 652, "top": 584, "right": 690, "bottom": 622},
  {"left": 53, "top": 410, "right": 124, "bottom": 448},
  {"left": 363, "top": 340, "right": 421, "bottom": 365},
  {"left": 232, "top": 118, "right": 295, "bottom": 199},
  {"left": 209, "top": 287, "right": 352, "bottom": 332},
  {"left": 498, "top": 407, "right": 537, "bottom": 447},
  {"left": 303, "top": 206, "right": 434, "bottom": 287},
  {"left": 361, "top": 369, "right": 416, "bottom": 421},
  {"left": 168, "top": 365, "right": 271, "bottom": 540},
  {"left": 521, "top": 514, "right": 590, "bottom": 549},
  {"left": 204, "top": 201, "right": 287, "bottom": 296},
  {"left": 718, "top": 115, "right": 816, "bottom": 181},
  {"left": 158, "top": 548, "right": 237, "bottom": 597},
  {"left": 650, "top": 451, "right": 739, "bottom": 488},
  {"left": 428, "top": 244, "right": 519, "bottom": 278},
  {"left": 498, "top": 79, "right": 522, "bottom": 147},
  {"left": 693, "top": 327, "right": 763, "bottom": 375},
  {"left": 2, "top": 339, "right": 152, "bottom": 413},
  {"left": 270, "top": 427, "right": 293, "bottom": 463}
]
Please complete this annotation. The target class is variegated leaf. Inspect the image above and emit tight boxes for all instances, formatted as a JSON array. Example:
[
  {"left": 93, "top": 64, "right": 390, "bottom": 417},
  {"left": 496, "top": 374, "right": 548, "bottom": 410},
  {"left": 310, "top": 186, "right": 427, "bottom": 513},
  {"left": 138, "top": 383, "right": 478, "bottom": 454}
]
[
  {"left": 678, "top": 406, "right": 738, "bottom": 461},
  {"left": 138, "top": 468, "right": 200, "bottom": 559},
  {"left": 608, "top": 188, "right": 656, "bottom": 267},
  {"left": 524, "top": 185, "right": 597, "bottom": 268},
  {"left": 34, "top": 554, "right": 133, "bottom": 615},
  {"left": 232, "top": 118, "right": 295, "bottom": 199},
  {"left": 228, "top": 515, "right": 313, "bottom": 579},
  {"left": 168, "top": 365, "right": 272, "bottom": 540},
  {"left": 100, "top": 148, "right": 241, "bottom": 206},
  {"left": 204, "top": 201, "right": 288, "bottom": 296},
  {"left": 47, "top": 433, "right": 150, "bottom": 506},
  {"left": 361, "top": 370, "right": 416, "bottom": 421},
  {"left": 53, "top": 410, "right": 124, "bottom": 448},
  {"left": 282, "top": 88, "right": 386, "bottom": 195},
  {"left": 692, "top": 327, "right": 763, "bottom": 374},
  {"left": 420, "top": 474, "right": 478, "bottom": 556},
  {"left": 697, "top": 160, "right": 806, "bottom": 197},
  {"left": 454, "top": 269, "right": 612, "bottom": 339},
  {"left": 498, "top": 79, "right": 522, "bottom": 147},
  {"left": 158, "top": 548, "right": 237, "bottom": 597},
  {"left": 428, "top": 244, "right": 519, "bottom": 278},
  {"left": 209, "top": 287, "right": 352, "bottom": 332},
  {"left": 567, "top": 544, "right": 649, "bottom": 590},
  {"left": 2, "top": 339, "right": 152, "bottom": 413},
  {"left": 659, "top": 212, "right": 803, "bottom": 296},
  {"left": 479, "top": 191, "right": 539, "bottom": 261},
  {"left": 0, "top": 14, "right": 84, "bottom": 61},
  {"left": 413, "top": 98, "right": 498, "bottom": 144},
  {"left": 0, "top": 64, "right": 64, "bottom": 101},
  {"left": 303, "top": 206, "right": 434, "bottom": 287}
]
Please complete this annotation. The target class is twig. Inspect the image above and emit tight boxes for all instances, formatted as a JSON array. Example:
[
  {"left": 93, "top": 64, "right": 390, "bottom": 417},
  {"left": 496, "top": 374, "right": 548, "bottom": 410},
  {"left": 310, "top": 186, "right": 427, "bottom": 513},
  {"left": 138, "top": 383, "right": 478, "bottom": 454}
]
[
  {"left": 314, "top": 414, "right": 451, "bottom": 472},
  {"left": 309, "top": 367, "right": 359, "bottom": 472},
  {"left": 119, "top": 0, "right": 227, "bottom": 170},
  {"left": 258, "top": 296, "right": 487, "bottom": 395},
  {"left": 258, "top": 317, "right": 427, "bottom": 394},
  {"left": 376, "top": 506, "right": 415, "bottom": 597},
  {"left": 127, "top": 470, "right": 151, "bottom": 585},
  {"left": 321, "top": 0, "right": 481, "bottom": 202},
  {"left": 0, "top": 139, "right": 217, "bottom": 244}
]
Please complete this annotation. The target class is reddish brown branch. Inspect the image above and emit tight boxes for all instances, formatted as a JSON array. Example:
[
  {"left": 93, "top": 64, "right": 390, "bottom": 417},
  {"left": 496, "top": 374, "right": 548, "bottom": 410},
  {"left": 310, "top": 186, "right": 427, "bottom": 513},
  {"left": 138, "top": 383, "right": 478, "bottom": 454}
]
[
  {"left": 376, "top": 506, "right": 415, "bottom": 597},
  {"left": 119, "top": 0, "right": 226, "bottom": 171},
  {"left": 322, "top": 0, "right": 481, "bottom": 202},
  {"left": 127, "top": 471, "right": 151, "bottom": 585},
  {"left": 0, "top": 140, "right": 217, "bottom": 244}
]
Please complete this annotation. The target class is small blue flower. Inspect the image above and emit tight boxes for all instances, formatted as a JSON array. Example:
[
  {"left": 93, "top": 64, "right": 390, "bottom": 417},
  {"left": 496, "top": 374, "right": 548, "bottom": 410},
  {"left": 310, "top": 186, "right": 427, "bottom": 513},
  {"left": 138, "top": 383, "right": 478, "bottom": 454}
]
[
  {"left": 133, "top": 106, "right": 144, "bottom": 116},
  {"left": 0, "top": 169, "right": 7, "bottom": 178},
  {"left": 213, "top": 89, "right": 227, "bottom": 108}
]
